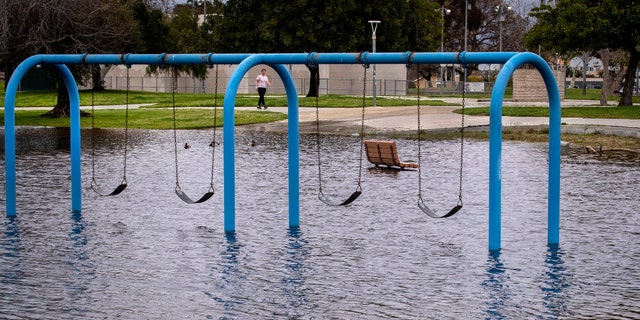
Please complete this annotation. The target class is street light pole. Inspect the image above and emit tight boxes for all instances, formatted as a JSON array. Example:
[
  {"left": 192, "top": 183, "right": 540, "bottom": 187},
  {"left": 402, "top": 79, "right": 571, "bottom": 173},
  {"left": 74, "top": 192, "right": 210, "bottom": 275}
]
[
  {"left": 368, "top": 20, "right": 380, "bottom": 108},
  {"left": 439, "top": 7, "right": 451, "bottom": 95},
  {"left": 495, "top": 4, "right": 511, "bottom": 52},
  {"left": 463, "top": 0, "right": 469, "bottom": 91},
  {"left": 464, "top": 0, "right": 468, "bottom": 52}
]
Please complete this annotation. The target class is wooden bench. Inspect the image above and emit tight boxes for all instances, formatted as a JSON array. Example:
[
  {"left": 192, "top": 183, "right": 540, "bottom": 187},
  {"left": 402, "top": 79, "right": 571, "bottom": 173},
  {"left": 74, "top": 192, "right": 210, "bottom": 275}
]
[{"left": 364, "top": 140, "right": 419, "bottom": 170}]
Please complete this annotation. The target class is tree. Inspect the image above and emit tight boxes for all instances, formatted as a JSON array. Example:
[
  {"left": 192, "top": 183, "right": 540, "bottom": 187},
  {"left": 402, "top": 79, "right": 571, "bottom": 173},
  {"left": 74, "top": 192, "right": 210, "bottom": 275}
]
[
  {"left": 215, "top": 0, "right": 440, "bottom": 96},
  {"left": 524, "top": 0, "right": 640, "bottom": 106},
  {"left": 438, "top": 0, "right": 530, "bottom": 83},
  {"left": 0, "top": 0, "right": 140, "bottom": 117}
]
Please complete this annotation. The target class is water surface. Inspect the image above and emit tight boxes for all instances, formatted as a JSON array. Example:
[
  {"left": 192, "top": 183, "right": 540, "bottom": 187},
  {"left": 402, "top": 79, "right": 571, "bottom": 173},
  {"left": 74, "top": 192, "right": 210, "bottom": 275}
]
[{"left": 1, "top": 127, "right": 639, "bottom": 319}]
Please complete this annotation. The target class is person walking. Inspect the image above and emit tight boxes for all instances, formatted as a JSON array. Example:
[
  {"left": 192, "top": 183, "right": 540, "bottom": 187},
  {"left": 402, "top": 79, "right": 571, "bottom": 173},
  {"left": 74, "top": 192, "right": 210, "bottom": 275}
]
[{"left": 256, "top": 68, "right": 271, "bottom": 110}]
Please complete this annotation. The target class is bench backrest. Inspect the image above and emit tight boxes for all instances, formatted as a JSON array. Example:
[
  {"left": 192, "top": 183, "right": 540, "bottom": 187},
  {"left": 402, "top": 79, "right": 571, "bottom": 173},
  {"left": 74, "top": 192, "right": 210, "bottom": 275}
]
[{"left": 364, "top": 140, "right": 401, "bottom": 166}]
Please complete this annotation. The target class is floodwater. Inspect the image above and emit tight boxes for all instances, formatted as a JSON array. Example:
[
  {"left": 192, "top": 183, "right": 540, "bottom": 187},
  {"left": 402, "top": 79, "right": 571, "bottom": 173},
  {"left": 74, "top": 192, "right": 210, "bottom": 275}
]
[{"left": 1, "top": 127, "right": 639, "bottom": 319}]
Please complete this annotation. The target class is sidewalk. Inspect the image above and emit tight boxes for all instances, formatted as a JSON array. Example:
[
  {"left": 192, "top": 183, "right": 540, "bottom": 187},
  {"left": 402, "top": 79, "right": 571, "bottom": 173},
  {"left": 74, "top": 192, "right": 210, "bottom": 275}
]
[
  {"left": 6, "top": 100, "right": 639, "bottom": 138},
  {"left": 239, "top": 98, "right": 640, "bottom": 138}
]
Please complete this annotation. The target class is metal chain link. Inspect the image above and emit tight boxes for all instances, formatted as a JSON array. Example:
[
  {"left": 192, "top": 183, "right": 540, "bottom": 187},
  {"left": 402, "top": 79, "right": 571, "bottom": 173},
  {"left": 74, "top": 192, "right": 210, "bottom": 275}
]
[
  {"left": 356, "top": 64, "right": 367, "bottom": 191},
  {"left": 209, "top": 64, "right": 219, "bottom": 191},
  {"left": 458, "top": 66, "right": 466, "bottom": 204},
  {"left": 416, "top": 64, "right": 423, "bottom": 199},
  {"left": 171, "top": 67, "right": 180, "bottom": 188},
  {"left": 314, "top": 68, "right": 324, "bottom": 193},
  {"left": 123, "top": 66, "right": 130, "bottom": 182},
  {"left": 90, "top": 65, "right": 97, "bottom": 183}
]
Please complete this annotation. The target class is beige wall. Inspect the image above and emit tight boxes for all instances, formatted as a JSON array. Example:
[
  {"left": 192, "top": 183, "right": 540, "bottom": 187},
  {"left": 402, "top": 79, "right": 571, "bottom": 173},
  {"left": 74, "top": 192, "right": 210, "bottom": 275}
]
[
  {"left": 512, "top": 68, "right": 565, "bottom": 102},
  {"left": 104, "top": 63, "right": 408, "bottom": 96}
]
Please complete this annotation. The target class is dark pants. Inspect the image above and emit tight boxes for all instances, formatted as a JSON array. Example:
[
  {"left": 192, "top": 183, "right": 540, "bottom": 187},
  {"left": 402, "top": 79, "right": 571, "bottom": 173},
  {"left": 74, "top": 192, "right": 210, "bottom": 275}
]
[{"left": 257, "top": 87, "right": 267, "bottom": 106}]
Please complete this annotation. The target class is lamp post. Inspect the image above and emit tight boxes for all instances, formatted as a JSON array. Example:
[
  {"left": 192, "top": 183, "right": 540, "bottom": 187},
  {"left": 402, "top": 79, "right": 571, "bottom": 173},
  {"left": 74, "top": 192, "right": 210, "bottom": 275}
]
[
  {"left": 464, "top": 0, "right": 468, "bottom": 52},
  {"left": 438, "top": 7, "right": 451, "bottom": 95},
  {"left": 188, "top": 0, "right": 206, "bottom": 15},
  {"left": 368, "top": 20, "right": 380, "bottom": 107},
  {"left": 495, "top": 3, "right": 512, "bottom": 51},
  {"left": 463, "top": 0, "right": 469, "bottom": 90}
]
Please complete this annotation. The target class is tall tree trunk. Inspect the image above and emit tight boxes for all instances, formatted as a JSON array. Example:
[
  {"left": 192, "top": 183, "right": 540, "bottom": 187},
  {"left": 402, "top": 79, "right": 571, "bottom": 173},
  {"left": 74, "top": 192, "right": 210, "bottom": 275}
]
[
  {"left": 42, "top": 79, "right": 70, "bottom": 118},
  {"left": 598, "top": 49, "right": 611, "bottom": 106},
  {"left": 92, "top": 65, "right": 105, "bottom": 91},
  {"left": 618, "top": 50, "right": 639, "bottom": 107},
  {"left": 43, "top": 73, "right": 90, "bottom": 118},
  {"left": 306, "top": 65, "right": 319, "bottom": 97}
]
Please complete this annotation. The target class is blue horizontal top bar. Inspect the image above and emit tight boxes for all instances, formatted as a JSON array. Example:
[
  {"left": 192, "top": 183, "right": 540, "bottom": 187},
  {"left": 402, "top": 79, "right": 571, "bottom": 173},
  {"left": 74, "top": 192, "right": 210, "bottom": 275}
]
[{"left": 26, "top": 51, "right": 521, "bottom": 66}]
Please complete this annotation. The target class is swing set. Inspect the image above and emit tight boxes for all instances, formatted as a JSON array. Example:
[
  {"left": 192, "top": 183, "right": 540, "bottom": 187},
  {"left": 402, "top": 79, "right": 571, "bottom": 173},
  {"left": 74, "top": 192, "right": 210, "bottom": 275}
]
[
  {"left": 3, "top": 52, "right": 563, "bottom": 251},
  {"left": 88, "top": 61, "right": 221, "bottom": 205},
  {"left": 314, "top": 59, "right": 466, "bottom": 219}
]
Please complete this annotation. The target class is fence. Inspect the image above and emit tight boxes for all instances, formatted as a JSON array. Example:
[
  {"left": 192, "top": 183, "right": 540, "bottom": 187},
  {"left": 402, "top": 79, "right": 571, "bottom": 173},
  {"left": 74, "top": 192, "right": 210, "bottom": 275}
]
[{"left": 104, "top": 75, "right": 413, "bottom": 96}]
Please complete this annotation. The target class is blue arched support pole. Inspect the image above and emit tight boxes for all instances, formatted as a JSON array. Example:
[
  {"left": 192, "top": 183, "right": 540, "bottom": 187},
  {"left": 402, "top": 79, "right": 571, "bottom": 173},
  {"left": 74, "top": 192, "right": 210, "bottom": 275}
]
[
  {"left": 488, "top": 52, "right": 561, "bottom": 251},
  {"left": 4, "top": 58, "right": 83, "bottom": 215},
  {"left": 222, "top": 54, "right": 301, "bottom": 233}
]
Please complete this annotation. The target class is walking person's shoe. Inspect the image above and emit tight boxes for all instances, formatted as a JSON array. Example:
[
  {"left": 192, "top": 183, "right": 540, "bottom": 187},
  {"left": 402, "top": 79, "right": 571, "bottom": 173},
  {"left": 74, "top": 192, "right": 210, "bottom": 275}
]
[
  {"left": 257, "top": 105, "right": 262, "bottom": 110},
  {"left": 263, "top": 104, "right": 268, "bottom": 110}
]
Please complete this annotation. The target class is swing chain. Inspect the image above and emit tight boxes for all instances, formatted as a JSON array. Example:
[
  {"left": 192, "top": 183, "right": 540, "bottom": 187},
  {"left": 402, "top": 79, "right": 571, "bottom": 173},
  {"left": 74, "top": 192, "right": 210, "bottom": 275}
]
[
  {"left": 416, "top": 64, "right": 424, "bottom": 199},
  {"left": 314, "top": 66, "right": 326, "bottom": 194},
  {"left": 90, "top": 64, "right": 97, "bottom": 182},
  {"left": 123, "top": 65, "right": 130, "bottom": 180},
  {"left": 171, "top": 67, "right": 181, "bottom": 187},
  {"left": 356, "top": 64, "right": 368, "bottom": 189},
  {"left": 210, "top": 64, "right": 219, "bottom": 190},
  {"left": 458, "top": 64, "right": 466, "bottom": 204}
]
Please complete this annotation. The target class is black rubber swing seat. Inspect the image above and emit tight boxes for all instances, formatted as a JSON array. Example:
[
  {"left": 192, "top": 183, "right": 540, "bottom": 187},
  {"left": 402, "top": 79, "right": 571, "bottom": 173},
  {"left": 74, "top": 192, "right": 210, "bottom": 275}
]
[
  {"left": 175, "top": 186, "right": 215, "bottom": 204},
  {"left": 318, "top": 188, "right": 362, "bottom": 206},
  {"left": 91, "top": 179, "right": 127, "bottom": 196},
  {"left": 417, "top": 198, "right": 462, "bottom": 218}
]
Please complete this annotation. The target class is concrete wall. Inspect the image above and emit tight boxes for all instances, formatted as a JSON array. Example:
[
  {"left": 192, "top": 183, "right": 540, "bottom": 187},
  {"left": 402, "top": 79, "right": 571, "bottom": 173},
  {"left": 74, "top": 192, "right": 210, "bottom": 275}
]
[{"left": 103, "top": 63, "right": 408, "bottom": 96}]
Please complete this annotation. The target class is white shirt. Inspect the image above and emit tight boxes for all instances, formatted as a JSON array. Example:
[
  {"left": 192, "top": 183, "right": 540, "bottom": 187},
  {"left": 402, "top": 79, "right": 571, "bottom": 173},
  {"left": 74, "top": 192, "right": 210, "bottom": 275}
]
[{"left": 256, "top": 74, "right": 269, "bottom": 88}]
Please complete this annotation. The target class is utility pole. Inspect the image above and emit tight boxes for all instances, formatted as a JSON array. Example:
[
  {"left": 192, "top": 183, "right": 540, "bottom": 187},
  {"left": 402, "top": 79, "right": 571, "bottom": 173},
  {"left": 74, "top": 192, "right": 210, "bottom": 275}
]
[{"left": 368, "top": 20, "right": 381, "bottom": 107}]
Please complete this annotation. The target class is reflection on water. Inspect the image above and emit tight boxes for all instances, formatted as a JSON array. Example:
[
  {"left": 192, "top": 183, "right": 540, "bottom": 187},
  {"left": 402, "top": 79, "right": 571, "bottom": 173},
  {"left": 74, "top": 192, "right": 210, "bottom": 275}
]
[
  {"left": 483, "top": 250, "right": 511, "bottom": 320},
  {"left": 0, "top": 127, "right": 639, "bottom": 318},
  {"left": 208, "top": 233, "right": 245, "bottom": 319},
  {"left": 280, "top": 227, "right": 311, "bottom": 318},
  {"left": 541, "top": 244, "right": 572, "bottom": 319},
  {"left": 2, "top": 218, "right": 21, "bottom": 296}
]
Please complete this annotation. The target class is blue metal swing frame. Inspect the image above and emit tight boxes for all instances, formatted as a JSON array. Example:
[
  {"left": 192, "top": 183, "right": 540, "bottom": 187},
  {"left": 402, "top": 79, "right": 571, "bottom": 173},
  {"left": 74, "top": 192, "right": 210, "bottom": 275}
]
[{"left": 3, "top": 52, "right": 561, "bottom": 251}]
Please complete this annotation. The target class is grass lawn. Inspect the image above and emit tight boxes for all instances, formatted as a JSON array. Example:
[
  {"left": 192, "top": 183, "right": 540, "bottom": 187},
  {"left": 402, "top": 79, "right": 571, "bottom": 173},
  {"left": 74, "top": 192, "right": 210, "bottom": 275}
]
[{"left": 1, "top": 85, "right": 638, "bottom": 128}]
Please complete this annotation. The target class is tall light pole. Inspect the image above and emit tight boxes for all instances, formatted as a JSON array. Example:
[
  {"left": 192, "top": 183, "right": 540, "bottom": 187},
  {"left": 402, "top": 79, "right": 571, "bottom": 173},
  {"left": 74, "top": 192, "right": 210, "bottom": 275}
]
[
  {"left": 463, "top": 0, "right": 469, "bottom": 90},
  {"left": 188, "top": 0, "right": 207, "bottom": 15},
  {"left": 495, "top": 3, "right": 511, "bottom": 51},
  {"left": 368, "top": 20, "right": 380, "bottom": 107},
  {"left": 464, "top": 0, "right": 468, "bottom": 52},
  {"left": 438, "top": 7, "right": 451, "bottom": 95}
]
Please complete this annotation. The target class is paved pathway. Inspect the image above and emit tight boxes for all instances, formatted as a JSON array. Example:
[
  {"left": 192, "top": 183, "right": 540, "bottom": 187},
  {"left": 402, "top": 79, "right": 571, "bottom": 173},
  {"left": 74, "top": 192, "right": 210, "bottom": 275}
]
[
  {"left": 6, "top": 99, "right": 640, "bottom": 137},
  {"left": 238, "top": 98, "right": 640, "bottom": 137}
]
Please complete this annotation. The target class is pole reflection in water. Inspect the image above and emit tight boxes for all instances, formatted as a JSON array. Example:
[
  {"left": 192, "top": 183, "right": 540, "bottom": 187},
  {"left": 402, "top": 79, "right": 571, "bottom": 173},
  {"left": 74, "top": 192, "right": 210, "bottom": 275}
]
[
  {"left": 65, "top": 211, "right": 95, "bottom": 315},
  {"left": 541, "top": 244, "right": 572, "bottom": 318},
  {"left": 483, "top": 250, "right": 511, "bottom": 320},
  {"left": 207, "top": 233, "right": 245, "bottom": 318},
  {"left": 279, "top": 226, "right": 312, "bottom": 318},
  {"left": 2, "top": 218, "right": 22, "bottom": 296}
]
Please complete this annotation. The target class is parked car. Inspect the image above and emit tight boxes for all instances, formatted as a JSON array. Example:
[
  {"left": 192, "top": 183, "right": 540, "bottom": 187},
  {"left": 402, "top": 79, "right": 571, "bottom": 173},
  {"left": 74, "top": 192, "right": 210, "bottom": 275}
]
[{"left": 614, "top": 85, "right": 639, "bottom": 96}]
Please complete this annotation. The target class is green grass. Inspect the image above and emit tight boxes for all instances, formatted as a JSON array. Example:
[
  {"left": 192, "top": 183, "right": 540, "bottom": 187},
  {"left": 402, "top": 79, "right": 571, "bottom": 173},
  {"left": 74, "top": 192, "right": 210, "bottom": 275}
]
[
  {"left": 0, "top": 108, "right": 287, "bottom": 129},
  {"left": 461, "top": 105, "right": 640, "bottom": 119},
  {"left": 564, "top": 88, "right": 607, "bottom": 100},
  {"left": 1, "top": 89, "right": 449, "bottom": 108},
  {"left": 2, "top": 86, "right": 638, "bottom": 129}
]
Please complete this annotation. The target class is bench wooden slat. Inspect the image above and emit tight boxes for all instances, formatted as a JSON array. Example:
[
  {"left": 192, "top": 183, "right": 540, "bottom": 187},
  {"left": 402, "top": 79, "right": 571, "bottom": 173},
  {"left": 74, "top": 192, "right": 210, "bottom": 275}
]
[{"left": 364, "top": 140, "right": 419, "bottom": 170}]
